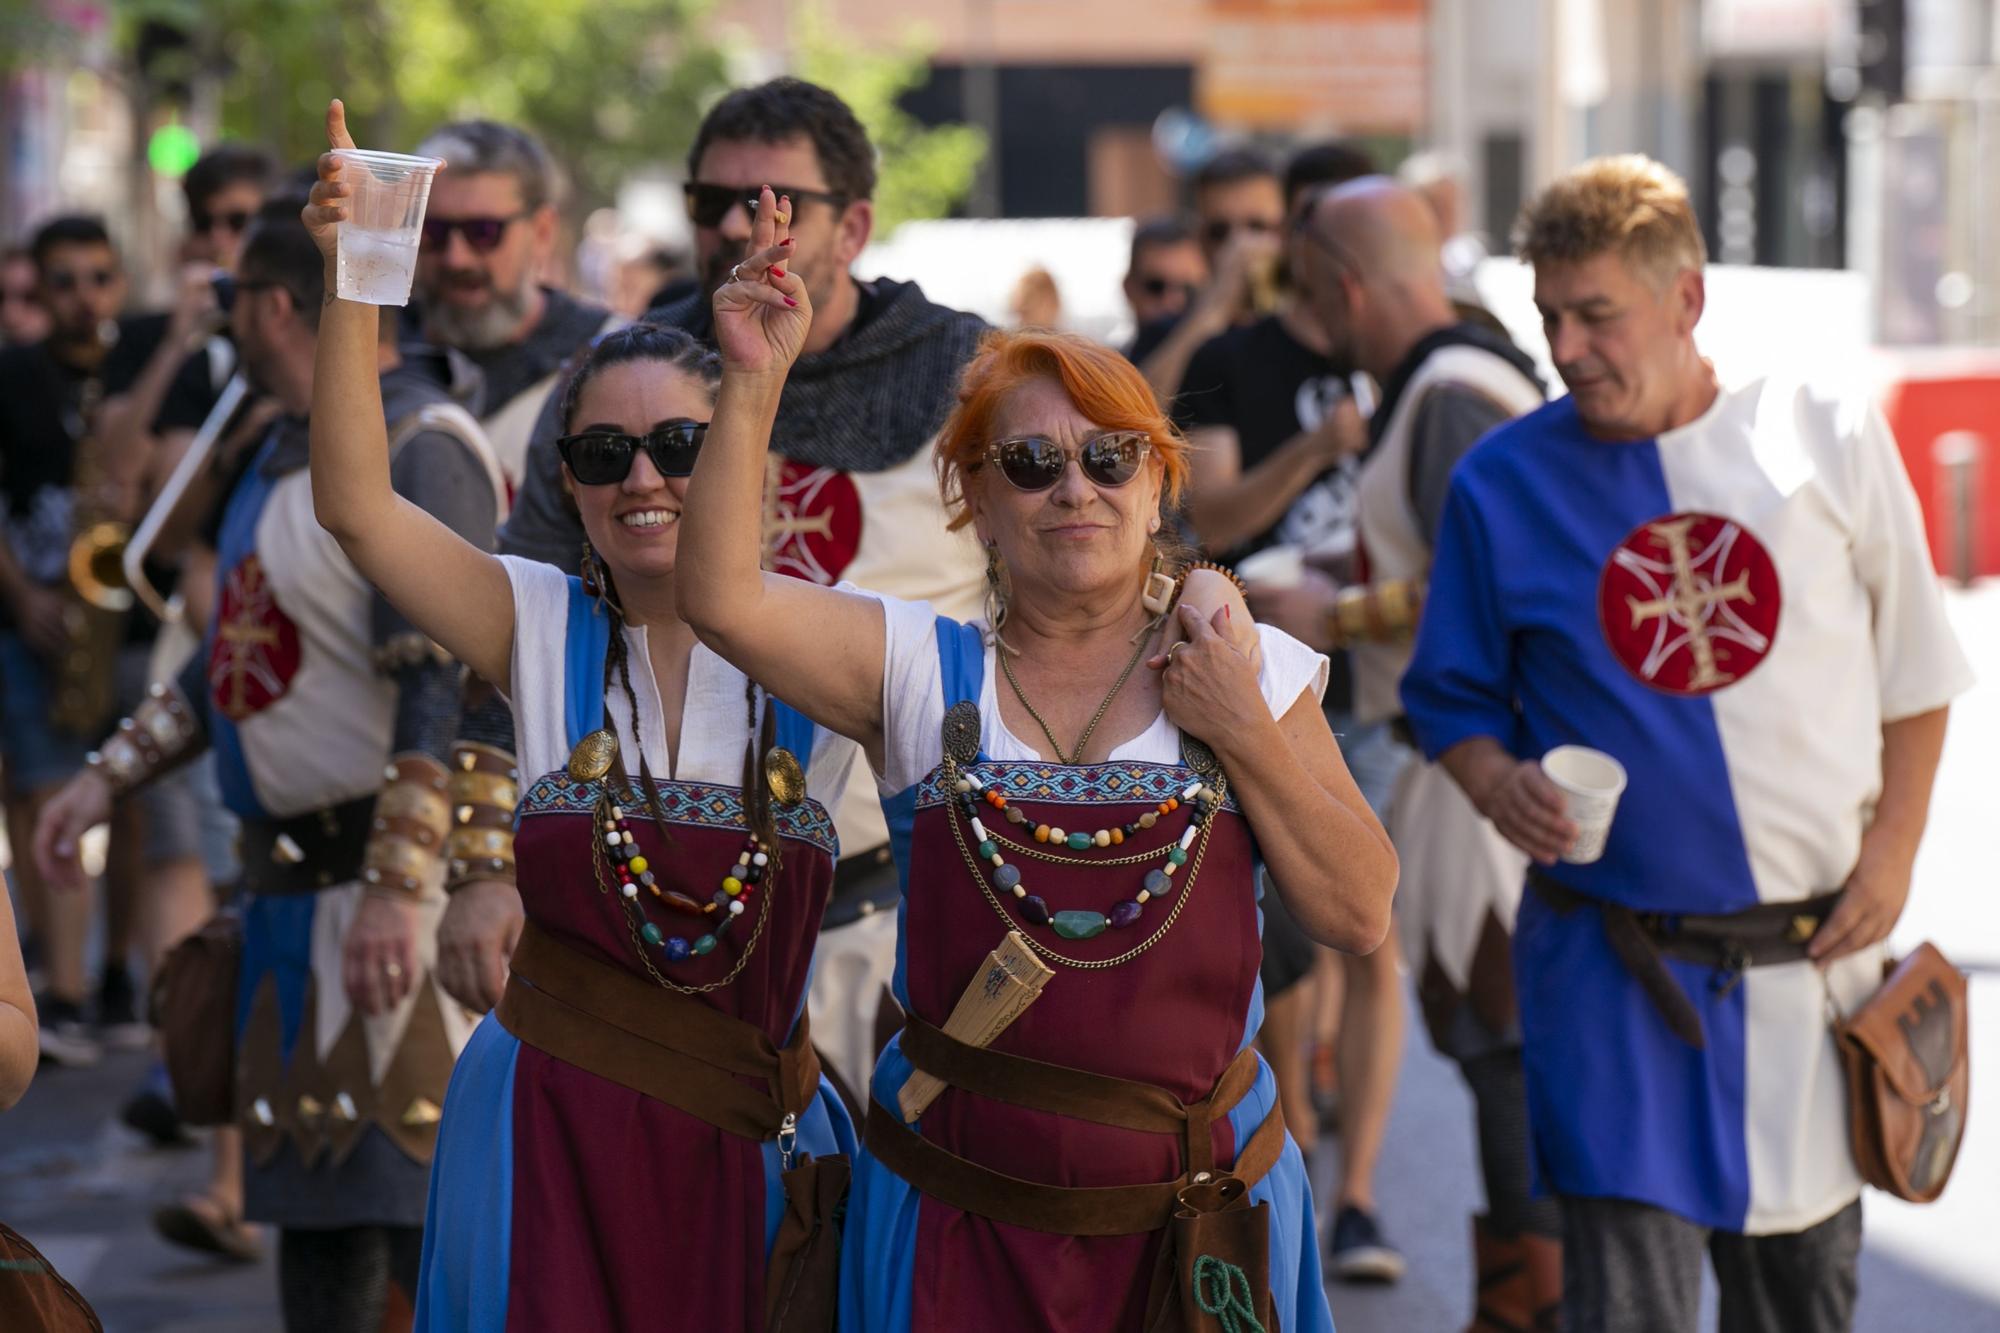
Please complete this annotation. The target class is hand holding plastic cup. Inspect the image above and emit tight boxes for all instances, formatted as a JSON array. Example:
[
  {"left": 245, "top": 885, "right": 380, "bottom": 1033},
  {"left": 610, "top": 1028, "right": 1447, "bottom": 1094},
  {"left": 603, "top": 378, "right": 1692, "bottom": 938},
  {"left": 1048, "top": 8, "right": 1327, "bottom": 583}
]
[
  {"left": 1540, "top": 745, "right": 1627, "bottom": 865},
  {"left": 330, "top": 148, "right": 443, "bottom": 306}
]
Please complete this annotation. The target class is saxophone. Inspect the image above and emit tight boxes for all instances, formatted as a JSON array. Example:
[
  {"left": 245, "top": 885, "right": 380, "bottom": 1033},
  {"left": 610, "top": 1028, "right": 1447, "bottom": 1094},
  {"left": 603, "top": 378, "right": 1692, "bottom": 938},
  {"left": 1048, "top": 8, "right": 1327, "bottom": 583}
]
[{"left": 51, "top": 366, "right": 134, "bottom": 737}]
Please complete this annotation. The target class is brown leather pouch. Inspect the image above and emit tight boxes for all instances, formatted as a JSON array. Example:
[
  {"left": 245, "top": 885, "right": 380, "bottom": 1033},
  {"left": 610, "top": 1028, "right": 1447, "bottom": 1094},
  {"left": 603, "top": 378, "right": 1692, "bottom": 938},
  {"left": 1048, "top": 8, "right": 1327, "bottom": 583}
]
[
  {"left": 1834, "top": 941, "right": 1968, "bottom": 1203},
  {"left": 148, "top": 910, "right": 242, "bottom": 1126},
  {"left": 764, "top": 1152, "right": 850, "bottom": 1333},
  {"left": 1144, "top": 1176, "right": 1278, "bottom": 1333},
  {"left": 0, "top": 1221, "right": 103, "bottom": 1331}
]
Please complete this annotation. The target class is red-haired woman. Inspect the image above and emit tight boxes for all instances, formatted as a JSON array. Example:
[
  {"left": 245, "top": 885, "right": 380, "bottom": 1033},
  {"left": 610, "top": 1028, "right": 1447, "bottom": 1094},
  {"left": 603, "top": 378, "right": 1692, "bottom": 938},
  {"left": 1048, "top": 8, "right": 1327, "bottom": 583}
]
[{"left": 682, "top": 190, "right": 1397, "bottom": 1331}]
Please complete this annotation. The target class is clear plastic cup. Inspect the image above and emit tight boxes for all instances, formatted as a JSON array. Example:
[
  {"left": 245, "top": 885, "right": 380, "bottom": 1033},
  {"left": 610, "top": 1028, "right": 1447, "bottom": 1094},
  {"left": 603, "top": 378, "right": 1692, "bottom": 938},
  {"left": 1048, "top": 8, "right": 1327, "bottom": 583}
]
[
  {"left": 1541, "top": 745, "right": 1628, "bottom": 865},
  {"left": 1237, "top": 545, "right": 1305, "bottom": 589},
  {"left": 331, "top": 149, "right": 443, "bottom": 306}
]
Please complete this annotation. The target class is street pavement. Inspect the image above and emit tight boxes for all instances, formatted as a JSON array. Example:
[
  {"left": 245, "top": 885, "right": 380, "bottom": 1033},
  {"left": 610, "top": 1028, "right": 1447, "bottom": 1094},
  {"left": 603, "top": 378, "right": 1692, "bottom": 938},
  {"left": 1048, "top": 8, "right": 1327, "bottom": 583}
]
[{"left": 3, "top": 586, "right": 1996, "bottom": 1332}]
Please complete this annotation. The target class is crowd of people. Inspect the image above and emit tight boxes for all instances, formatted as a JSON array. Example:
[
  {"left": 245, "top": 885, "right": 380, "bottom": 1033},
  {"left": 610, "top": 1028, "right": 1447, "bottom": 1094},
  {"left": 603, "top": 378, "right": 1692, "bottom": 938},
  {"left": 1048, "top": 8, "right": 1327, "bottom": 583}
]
[{"left": 0, "top": 70, "right": 1970, "bottom": 1333}]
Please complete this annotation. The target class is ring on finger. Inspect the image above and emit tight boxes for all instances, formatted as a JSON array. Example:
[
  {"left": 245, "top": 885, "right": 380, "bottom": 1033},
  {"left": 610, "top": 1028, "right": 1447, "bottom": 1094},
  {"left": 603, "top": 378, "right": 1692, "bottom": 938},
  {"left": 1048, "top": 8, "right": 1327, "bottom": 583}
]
[
  {"left": 730, "top": 263, "right": 743, "bottom": 284},
  {"left": 384, "top": 961, "right": 404, "bottom": 981},
  {"left": 1163, "top": 642, "right": 1186, "bottom": 667}
]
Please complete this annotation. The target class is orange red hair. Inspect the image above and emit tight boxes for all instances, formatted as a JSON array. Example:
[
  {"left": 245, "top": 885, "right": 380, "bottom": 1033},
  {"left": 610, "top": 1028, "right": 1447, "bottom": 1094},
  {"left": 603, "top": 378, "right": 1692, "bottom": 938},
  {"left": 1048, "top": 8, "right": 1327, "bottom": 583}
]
[{"left": 934, "top": 328, "right": 1189, "bottom": 531}]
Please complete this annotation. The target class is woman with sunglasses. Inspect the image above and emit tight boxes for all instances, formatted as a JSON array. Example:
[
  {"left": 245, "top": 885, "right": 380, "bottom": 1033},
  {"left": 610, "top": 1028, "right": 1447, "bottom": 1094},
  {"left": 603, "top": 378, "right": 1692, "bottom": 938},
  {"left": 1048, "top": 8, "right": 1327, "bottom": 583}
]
[
  {"left": 679, "top": 188, "right": 1397, "bottom": 1333},
  {"left": 302, "top": 111, "right": 858, "bottom": 1331}
]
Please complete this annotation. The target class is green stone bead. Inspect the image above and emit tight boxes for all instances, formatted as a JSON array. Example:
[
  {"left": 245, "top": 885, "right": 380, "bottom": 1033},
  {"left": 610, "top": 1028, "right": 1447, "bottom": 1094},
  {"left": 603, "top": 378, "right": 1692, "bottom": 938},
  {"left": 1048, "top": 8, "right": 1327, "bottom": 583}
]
[
  {"left": 1052, "top": 910, "right": 1107, "bottom": 940},
  {"left": 1167, "top": 846, "right": 1189, "bottom": 866},
  {"left": 978, "top": 839, "right": 998, "bottom": 859},
  {"left": 693, "top": 934, "right": 718, "bottom": 955},
  {"left": 1066, "top": 832, "right": 1093, "bottom": 851},
  {"left": 640, "top": 922, "right": 663, "bottom": 946}
]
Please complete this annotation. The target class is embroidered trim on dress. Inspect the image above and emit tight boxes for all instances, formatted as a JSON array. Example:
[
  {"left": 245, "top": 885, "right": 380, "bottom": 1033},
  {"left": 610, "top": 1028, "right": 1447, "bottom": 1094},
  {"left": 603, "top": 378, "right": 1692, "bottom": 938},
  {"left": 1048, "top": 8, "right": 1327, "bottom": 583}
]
[
  {"left": 518, "top": 772, "right": 839, "bottom": 857},
  {"left": 915, "top": 760, "right": 1242, "bottom": 813}
]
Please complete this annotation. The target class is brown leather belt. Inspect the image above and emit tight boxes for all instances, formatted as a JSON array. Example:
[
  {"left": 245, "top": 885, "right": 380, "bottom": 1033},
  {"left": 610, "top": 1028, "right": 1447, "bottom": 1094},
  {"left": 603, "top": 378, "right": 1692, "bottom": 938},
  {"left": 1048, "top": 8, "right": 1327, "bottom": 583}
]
[
  {"left": 496, "top": 921, "right": 820, "bottom": 1140},
  {"left": 864, "top": 1013, "right": 1286, "bottom": 1236},
  {"left": 237, "top": 796, "right": 376, "bottom": 895},
  {"left": 1529, "top": 870, "right": 1841, "bottom": 1049}
]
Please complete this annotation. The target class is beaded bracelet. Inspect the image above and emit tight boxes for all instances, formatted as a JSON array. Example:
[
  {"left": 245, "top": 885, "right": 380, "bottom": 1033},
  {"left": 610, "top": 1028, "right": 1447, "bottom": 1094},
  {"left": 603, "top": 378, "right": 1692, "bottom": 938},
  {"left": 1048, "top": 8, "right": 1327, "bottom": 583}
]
[
  {"left": 86, "top": 683, "right": 201, "bottom": 798},
  {"left": 362, "top": 753, "right": 451, "bottom": 899},
  {"left": 1182, "top": 559, "right": 1248, "bottom": 597},
  {"left": 445, "top": 741, "right": 519, "bottom": 893}
]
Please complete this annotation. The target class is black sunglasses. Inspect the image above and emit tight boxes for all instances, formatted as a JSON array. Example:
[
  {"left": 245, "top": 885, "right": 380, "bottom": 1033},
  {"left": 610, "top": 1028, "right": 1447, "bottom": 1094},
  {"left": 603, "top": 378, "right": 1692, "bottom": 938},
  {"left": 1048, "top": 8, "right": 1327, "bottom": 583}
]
[
  {"left": 1201, "top": 217, "right": 1279, "bottom": 247},
  {"left": 984, "top": 430, "right": 1151, "bottom": 493},
  {"left": 682, "top": 181, "right": 847, "bottom": 229},
  {"left": 557, "top": 421, "right": 710, "bottom": 485},
  {"left": 45, "top": 268, "right": 117, "bottom": 293},
  {"left": 194, "top": 208, "right": 253, "bottom": 235},
  {"left": 420, "top": 214, "right": 529, "bottom": 254},
  {"left": 1137, "top": 276, "right": 1198, "bottom": 300}
]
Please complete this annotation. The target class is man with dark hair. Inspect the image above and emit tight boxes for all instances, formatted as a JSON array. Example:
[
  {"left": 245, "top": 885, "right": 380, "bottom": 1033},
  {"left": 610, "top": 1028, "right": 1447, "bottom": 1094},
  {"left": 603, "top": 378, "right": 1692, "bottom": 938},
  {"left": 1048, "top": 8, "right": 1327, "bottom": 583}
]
[
  {"left": 183, "top": 144, "right": 279, "bottom": 271},
  {"left": 1121, "top": 217, "right": 1206, "bottom": 342},
  {"left": 411, "top": 119, "right": 620, "bottom": 486},
  {"left": 39, "top": 194, "right": 501, "bottom": 1331},
  {"left": 482, "top": 77, "right": 988, "bottom": 1109},
  {"left": 1131, "top": 146, "right": 1287, "bottom": 397},
  {"left": 0, "top": 214, "right": 220, "bottom": 1071}
]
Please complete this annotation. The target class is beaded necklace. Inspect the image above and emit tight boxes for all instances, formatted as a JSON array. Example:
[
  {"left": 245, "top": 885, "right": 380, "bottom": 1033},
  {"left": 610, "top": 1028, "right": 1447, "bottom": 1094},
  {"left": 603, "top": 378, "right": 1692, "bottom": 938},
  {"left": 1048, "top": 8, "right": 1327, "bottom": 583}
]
[
  {"left": 937, "top": 701, "right": 1229, "bottom": 970},
  {"left": 572, "top": 670, "right": 785, "bottom": 996}
]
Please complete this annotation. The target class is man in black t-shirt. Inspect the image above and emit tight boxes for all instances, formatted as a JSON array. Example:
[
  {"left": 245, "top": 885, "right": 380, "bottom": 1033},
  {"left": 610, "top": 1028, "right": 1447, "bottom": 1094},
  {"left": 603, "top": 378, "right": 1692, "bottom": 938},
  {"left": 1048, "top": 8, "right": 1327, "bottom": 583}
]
[
  {"left": 1175, "top": 144, "right": 1415, "bottom": 1285},
  {"left": 0, "top": 216, "right": 216, "bottom": 1068}
]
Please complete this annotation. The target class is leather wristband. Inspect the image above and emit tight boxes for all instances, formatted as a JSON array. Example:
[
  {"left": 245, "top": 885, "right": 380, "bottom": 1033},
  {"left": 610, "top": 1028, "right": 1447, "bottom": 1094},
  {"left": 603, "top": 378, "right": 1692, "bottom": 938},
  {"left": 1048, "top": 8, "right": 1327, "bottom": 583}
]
[
  {"left": 445, "top": 741, "right": 518, "bottom": 893},
  {"left": 86, "top": 683, "right": 202, "bottom": 799},
  {"left": 362, "top": 753, "right": 451, "bottom": 899}
]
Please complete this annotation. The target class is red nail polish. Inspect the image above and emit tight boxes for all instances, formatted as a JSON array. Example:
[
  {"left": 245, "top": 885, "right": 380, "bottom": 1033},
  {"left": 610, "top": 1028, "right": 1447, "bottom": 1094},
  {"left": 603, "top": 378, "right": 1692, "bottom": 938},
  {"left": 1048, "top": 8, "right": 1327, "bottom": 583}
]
[
  {"left": 782, "top": 237, "right": 796, "bottom": 246},
  {"left": 784, "top": 297, "right": 799, "bottom": 307},
  {"left": 772, "top": 267, "right": 786, "bottom": 278}
]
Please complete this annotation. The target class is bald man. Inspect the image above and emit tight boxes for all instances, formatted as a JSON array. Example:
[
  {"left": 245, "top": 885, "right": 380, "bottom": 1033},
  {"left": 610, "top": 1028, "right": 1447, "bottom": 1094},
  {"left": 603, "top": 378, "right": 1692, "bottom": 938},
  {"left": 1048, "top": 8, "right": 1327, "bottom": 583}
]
[{"left": 1259, "top": 177, "right": 1558, "bottom": 1331}]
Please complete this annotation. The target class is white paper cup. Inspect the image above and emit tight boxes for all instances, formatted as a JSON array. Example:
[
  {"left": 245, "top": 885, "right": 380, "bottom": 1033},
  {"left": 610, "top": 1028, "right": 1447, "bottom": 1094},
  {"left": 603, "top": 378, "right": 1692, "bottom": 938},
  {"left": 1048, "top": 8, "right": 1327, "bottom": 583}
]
[
  {"left": 1541, "top": 745, "right": 1628, "bottom": 865},
  {"left": 1236, "top": 545, "right": 1305, "bottom": 589},
  {"left": 331, "top": 149, "right": 443, "bottom": 306}
]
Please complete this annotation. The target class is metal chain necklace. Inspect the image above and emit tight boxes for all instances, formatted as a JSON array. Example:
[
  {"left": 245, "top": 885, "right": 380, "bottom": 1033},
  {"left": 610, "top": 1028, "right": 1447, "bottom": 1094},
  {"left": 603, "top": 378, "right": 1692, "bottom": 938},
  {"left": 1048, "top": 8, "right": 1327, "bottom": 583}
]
[{"left": 998, "top": 628, "right": 1157, "bottom": 765}]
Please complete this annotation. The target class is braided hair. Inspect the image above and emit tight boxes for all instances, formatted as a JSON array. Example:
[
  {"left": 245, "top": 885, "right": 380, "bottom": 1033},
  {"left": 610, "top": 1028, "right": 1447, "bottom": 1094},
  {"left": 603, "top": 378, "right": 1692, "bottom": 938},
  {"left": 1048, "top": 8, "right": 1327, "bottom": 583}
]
[{"left": 567, "top": 323, "right": 785, "bottom": 861}]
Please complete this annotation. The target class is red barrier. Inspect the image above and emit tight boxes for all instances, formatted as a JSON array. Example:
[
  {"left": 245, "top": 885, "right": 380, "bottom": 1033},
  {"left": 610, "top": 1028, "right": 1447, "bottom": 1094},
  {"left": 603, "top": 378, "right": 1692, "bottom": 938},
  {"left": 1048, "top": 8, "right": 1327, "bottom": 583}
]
[{"left": 1876, "top": 354, "right": 2000, "bottom": 581}]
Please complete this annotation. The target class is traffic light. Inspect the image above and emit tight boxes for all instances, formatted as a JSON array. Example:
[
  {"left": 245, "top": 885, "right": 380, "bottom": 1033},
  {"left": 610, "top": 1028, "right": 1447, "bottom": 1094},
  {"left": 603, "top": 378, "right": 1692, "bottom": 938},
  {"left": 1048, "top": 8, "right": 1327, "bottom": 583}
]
[{"left": 1855, "top": 0, "right": 1906, "bottom": 104}]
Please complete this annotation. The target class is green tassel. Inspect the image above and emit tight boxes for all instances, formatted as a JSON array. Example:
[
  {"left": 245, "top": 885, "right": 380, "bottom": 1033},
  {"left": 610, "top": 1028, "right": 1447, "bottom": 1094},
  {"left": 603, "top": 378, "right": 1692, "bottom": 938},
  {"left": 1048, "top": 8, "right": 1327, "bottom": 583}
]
[{"left": 1192, "top": 1254, "right": 1266, "bottom": 1333}]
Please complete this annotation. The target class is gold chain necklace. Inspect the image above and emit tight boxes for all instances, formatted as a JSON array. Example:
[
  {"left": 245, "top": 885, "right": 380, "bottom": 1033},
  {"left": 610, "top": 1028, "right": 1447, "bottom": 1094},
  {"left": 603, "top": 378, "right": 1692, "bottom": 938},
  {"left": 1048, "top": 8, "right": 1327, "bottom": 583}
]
[{"left": 998, "top": 628, "right": 1157, "bottom": 765}]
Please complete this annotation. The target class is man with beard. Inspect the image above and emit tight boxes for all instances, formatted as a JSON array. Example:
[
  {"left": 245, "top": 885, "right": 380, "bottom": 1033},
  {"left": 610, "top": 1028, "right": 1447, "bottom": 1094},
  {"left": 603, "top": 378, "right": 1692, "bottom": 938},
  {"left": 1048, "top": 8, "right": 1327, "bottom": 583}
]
[
  {"left": 410, "top": 120, "right": 619, "bottom": 487},
  {"left": 457, "top": 79, "right": 988, "bottom": 1113}
]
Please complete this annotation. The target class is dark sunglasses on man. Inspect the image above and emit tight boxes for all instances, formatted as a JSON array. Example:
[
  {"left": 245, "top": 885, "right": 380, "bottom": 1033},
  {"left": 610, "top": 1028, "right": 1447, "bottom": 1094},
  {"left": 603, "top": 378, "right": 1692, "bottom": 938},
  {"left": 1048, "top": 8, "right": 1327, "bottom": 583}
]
[
  {"left": 682, "top": 182, "right": 847, "bottom": 229},
  {"left": 1136, "top": 277, "right": 1199, "bottom": 302},
  {"left": 419, "top": 214, "right": 529, "bottom": 254},
  {"left": 557, "top": 421, "right": 711, "bottom": 485},
  {"left": 982, "top": 430, "right": 1151, "bottom": 493},
  {"left": 1201, "top": 217, "right": 1279, "bottom": 248},
  {"left": 193, "top": 208, "right": 254, "bottom": 236},
  {"left": 44, "top": 267, "right": 117, "bottom": 294}
]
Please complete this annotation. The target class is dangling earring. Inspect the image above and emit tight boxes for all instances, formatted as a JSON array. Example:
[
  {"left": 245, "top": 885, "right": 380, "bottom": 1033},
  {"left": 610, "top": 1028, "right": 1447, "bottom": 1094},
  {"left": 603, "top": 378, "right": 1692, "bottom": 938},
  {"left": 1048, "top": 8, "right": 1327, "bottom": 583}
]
[
  {"left": 983, "top": 543, "right": 1019, "bottom": 655},
  {"left": 580, "top": 541, "right": 622, "bottom": 616},
  {"left": 1140, "top": 549, "right": 1177, "bottom": 618}
]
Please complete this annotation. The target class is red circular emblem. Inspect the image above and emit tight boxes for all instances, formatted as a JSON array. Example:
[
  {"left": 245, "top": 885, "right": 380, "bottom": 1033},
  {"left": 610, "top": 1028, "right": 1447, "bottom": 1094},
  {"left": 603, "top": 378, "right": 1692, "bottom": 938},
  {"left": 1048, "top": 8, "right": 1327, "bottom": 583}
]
[
  {"left": 208, "top": 554, "right": 302, "bottom": 721},
  {"left": 763, "top": 460, "right": 862, "bottom": 586},
  {"left": 1597, "top": 512, "right": 1782, "bottom": 696}
]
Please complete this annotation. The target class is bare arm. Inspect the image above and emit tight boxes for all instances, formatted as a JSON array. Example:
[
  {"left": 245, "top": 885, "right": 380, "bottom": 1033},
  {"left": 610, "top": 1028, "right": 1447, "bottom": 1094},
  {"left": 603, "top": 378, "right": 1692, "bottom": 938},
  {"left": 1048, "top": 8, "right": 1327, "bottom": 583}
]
[
  {"left": 303, "top": 100, "right": 513, "bottom": 692},
  {"left": 1810, "top": 705, "right": 1950, "bottom": 963},
  {"left": 676, "top": 188, "right": 891, "bottom": 765},
  {"left": 1183, "top": 405, "right": 1359, "bottom": 555},
  {"left": 1159, "top": 603, "right": 1396, "bottom": 953},
  {"left": 0, "top": 884, "right": 36, "bottom": 1110}
]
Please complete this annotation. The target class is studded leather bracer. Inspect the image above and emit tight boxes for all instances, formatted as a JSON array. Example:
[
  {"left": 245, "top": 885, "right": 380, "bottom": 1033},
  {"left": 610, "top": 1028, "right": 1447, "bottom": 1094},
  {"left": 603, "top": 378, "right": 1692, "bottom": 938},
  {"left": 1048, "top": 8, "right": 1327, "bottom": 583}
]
[
  {"left": 86, "top": 682, "right": 207, "bottom": 798},
  {"left": 1325, "top": 578, "right": 1426, "bottom": 649},
  {"left": 444, "top": 741, "right": 518, "bottom": 893},
  {"left": 361, "top": 753, "right": 452, "bottom": 900}
]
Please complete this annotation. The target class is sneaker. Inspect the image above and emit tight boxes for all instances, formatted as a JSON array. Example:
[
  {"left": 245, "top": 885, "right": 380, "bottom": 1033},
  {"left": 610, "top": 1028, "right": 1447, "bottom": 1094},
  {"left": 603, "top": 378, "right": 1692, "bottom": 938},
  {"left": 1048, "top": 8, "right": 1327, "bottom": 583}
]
[
  {"left": 96, "top": 964, "right": 152, "bottom": 1051},
  {"left": 37, "top": 997, "right": 104, "bottom": 1068},
  {"left": 121, "top": 1087, "right": 196, "bottom": 1150},
  {"left": 1327, "top": 1204, "right": 1406, "bottom": 1284}
]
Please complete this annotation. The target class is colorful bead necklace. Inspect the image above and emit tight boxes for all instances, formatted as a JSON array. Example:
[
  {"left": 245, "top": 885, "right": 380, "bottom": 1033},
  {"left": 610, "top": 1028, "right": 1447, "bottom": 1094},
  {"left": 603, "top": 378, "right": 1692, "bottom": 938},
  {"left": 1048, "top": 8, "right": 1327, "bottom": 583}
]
[{"left": 940, "top": 748, "right": 1228, "bottom": 969}]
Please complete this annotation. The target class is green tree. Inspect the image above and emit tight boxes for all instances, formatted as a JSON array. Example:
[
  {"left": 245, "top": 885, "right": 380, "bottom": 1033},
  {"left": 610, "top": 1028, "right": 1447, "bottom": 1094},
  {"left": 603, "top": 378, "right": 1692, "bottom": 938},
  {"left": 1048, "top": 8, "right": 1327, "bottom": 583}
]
[
  {"left": 118, "top": 0, "right": 730, "bottom": 209},
  {"left": 789, "top": 4, "right": 984, "bottom": 234}
]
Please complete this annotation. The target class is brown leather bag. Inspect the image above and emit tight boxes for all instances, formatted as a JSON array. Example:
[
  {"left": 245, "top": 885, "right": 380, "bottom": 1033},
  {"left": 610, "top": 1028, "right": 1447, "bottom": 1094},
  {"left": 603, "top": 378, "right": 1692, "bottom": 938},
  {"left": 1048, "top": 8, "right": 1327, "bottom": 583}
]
[
  {"left": 148, "top": 910, "right": 243, "bottom": 1126},
  {"left": 0, "top": 1221, "right": 103, "bottom": 1331},
  {"left": 1834, "top": 942, "right": 1968, "bottom": 1203}
]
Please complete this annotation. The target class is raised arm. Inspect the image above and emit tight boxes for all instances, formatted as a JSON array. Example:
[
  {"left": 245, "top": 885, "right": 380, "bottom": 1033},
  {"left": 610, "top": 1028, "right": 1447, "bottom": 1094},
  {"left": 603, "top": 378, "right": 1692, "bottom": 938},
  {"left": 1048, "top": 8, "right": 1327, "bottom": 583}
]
[
  {"left": 676, "top": 187, "right": 890, "bottom": 764},
  {"left": 303, "top": 100, "right": 513, "bottom": 691}
]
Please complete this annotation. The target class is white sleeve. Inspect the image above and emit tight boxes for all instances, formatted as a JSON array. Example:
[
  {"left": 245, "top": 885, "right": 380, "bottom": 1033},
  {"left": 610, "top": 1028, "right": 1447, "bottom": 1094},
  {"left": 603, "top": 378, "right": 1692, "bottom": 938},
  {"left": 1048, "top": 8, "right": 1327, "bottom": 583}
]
[
  {"left": 1847, "top": 403, "right": 1976, "bottom": 719},
  {"left": 498, "top": 555, "right": 577, "bottom": 782},
  {"left": 1254, "top": 623, "right": 1331, "bottom": 720},
  {"left": 851, "top": 586, "right": 947, "bottom": 795}
]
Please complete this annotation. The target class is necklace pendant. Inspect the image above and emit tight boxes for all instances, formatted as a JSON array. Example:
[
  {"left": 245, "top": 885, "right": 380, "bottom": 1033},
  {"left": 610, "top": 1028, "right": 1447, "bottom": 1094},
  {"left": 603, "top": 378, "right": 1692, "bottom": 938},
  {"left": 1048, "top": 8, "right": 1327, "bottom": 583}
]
[
  {"left": 568, "top": 729, "right": 618, "bottom": 782},
  {"left": 942, "top": 700, "right": 982, "bottom": 767},
  {"left": 764, "top": 746, "right": 807, "bottom": 806},
  {"left": 1179, "top": 734, "right": 1220, "bottom": 778}
]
